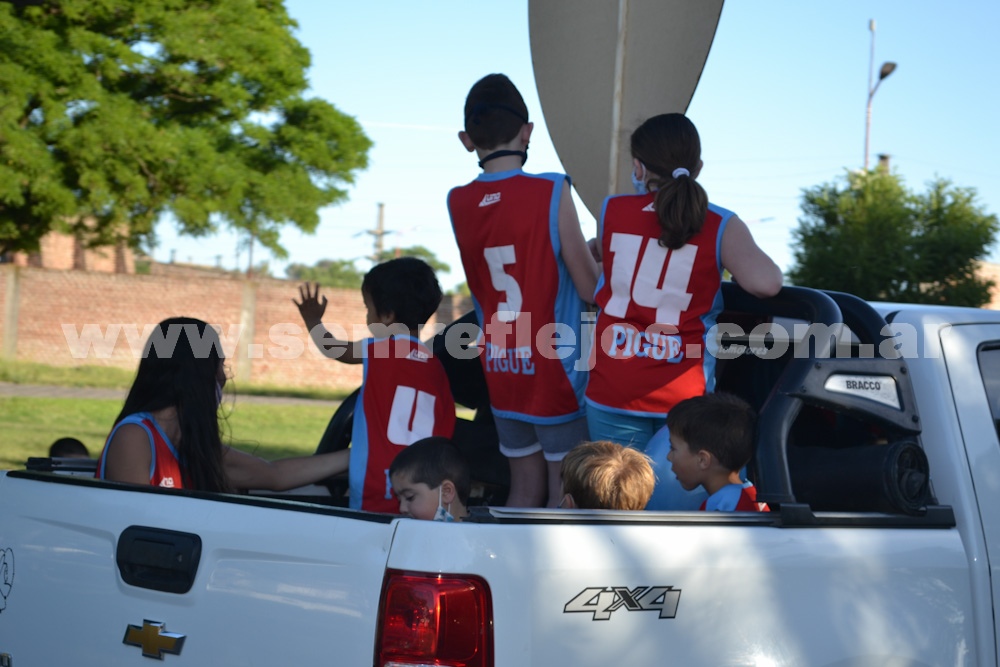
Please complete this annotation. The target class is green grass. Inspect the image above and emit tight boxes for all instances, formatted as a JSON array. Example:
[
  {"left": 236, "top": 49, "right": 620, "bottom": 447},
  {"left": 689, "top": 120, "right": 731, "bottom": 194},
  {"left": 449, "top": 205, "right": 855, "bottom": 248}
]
[
  {"left": 0, "top": 358, "right": 353, "bottom": 401},
  {"left": 0, "top": 396, "right": 335, "bottom": 470},
  {"left": 0, "top": 359, "right": 135, "bottom": 389}
]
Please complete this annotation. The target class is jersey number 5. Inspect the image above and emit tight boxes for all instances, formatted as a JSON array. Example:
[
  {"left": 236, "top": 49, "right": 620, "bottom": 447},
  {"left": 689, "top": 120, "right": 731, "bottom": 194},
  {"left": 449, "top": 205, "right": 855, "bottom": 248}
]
[
  {"left": 387, "top": 386, "right": 436, "bottom": 445},
  {"left": 484, "top": 245, "right": 522, "bottom": 321},
  {"left": 604, "top": 233, "right": 697, "bottom": 325}
]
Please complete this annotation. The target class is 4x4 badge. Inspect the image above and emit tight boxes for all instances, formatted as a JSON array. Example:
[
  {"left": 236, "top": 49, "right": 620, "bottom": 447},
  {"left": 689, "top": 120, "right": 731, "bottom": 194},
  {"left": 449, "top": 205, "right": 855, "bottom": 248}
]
[
  {"left": 564, "top": 586, "right": 681, "bottom": 620},
  {"left": 123, "top": 620, "right": 185, "bottom": 659}
]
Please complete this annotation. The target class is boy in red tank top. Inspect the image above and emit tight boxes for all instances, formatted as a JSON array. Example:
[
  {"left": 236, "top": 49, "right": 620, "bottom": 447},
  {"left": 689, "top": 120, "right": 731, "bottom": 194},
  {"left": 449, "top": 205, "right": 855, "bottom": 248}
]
[
  {"left": 447, "top": 74, "right": 600, "bottom": 507},
  {"left": 296, "top": 257, "right": 456, "bottom": 513}
]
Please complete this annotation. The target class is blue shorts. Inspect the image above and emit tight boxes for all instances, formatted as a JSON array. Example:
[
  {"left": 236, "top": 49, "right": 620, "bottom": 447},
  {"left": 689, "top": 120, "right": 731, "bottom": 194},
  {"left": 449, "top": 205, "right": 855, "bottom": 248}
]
[
  {"left": 643, "top": 425, "right": 708, "bottom": 510},
  {"left": 494, "top": 414, "right": 590, "bottom": 462},
  {"left": 586, "top": 404, "right": 665, "bottom": 452}
]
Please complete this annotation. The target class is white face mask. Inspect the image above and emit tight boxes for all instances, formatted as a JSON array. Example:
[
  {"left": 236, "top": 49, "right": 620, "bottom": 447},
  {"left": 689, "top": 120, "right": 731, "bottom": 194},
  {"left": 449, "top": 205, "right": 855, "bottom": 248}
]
[
  {"left": 631, "top": 162, "right": 649, "bottom": 195},
  {"left": 433, "top": 485, "right": 456, "bottom": 522}
]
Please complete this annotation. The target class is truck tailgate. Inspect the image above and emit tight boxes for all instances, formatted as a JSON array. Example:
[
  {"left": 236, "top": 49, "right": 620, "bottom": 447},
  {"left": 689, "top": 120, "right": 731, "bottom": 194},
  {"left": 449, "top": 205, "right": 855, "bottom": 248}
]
[
  {"left": 0, "top": 471, "right": 397, "bottom": 666},
  {"left": 387, "top": 514, "right": 974, "bottom": 666}
]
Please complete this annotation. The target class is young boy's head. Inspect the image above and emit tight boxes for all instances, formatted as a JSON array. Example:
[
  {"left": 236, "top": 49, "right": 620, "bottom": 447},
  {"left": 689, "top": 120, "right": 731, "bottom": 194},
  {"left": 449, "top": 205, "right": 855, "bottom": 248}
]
[
  {"left": 389, "top": 437, "right": 471, "bottom": 521},
  {"left": 361, "top": 257, "right": 442, "bottom": 333},
  {"left": 665, "top": 393, "right": 757, "bottom": 492},
  {"left": 460, "top": 73, "right": 530, "bottom": 152},
  {"left": 49, "top": 437, "right": 89, "bottom": 459},
  {"left": 560, "top": 441, "right": 655, "bottom": 511}
]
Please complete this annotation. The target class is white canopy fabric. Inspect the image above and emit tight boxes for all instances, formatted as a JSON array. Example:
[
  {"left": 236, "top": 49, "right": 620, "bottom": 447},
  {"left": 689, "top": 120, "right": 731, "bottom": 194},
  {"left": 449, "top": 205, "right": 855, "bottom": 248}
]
[{"left": 529, "top": 0, "right": 724, "bottom": 219}]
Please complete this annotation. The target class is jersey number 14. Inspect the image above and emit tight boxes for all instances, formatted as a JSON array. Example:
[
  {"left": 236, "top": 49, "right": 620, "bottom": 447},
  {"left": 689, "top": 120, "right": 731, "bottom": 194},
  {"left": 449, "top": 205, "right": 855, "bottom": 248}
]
[{"left": 604, "top": 233, "right": 697, "bottom": 326}]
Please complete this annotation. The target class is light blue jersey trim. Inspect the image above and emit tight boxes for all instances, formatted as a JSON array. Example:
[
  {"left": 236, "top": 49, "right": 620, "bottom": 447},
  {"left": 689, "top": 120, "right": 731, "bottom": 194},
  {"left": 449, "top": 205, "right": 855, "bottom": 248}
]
[
  {"left": 98, "top": 412, "right": 178, "bottom": 481},
  {"left": 348, "top": 354, "right": 371, "bottom": 510},
  {"left": 491, "top": 405, "right": 586, "bottom": 425},
  {"left": 703, "top": 483, "right": 745, "bottom": 511},
  {"left": 545, "top": 173, "right": 588, "bottom": 410},
  {"left": 361, "top": 333, "right": 422, "bottom": 352},
  {"left": 474, "top": 167, "right": 524, "bottom": 182},
  {"left": 699, "top": 203, "right": 734, "bottom": 394}
]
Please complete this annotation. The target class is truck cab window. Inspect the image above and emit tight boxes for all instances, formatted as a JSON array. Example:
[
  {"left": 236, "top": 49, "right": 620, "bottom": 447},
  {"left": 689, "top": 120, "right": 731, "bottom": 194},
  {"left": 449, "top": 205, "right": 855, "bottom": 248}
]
[{"left": 976, "top": 343, "right": 1000, "bottom": 441}]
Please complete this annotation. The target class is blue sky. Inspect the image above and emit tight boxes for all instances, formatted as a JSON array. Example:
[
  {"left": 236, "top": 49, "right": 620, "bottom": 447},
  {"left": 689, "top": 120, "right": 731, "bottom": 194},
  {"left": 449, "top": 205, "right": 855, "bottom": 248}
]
[{"left": 153, "top": 1, "right": 1000, "bottom": 291}]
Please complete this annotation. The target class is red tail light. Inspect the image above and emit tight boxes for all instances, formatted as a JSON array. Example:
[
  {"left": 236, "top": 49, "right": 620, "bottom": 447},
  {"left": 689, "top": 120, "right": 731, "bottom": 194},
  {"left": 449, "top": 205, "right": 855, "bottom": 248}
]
[{"left": 376, "top": 569, "right": 494, "bottom": 667}]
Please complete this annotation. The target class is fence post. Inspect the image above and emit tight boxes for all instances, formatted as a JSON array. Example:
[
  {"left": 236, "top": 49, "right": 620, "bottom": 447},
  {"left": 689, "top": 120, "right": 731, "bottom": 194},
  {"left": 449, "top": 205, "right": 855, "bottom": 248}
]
[
  {"left": 2, "top": 265, "right": 20, "bottom": 359},
  {"left": 236, "top": 280, "right": 257, "bottom": 384}
]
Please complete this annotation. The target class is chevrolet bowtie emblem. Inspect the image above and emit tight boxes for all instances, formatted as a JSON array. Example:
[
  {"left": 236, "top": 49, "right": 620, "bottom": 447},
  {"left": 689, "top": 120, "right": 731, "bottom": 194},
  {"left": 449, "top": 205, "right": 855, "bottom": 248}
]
[{"left": 123, "top": 620, "right": 185, "bottom": 659}]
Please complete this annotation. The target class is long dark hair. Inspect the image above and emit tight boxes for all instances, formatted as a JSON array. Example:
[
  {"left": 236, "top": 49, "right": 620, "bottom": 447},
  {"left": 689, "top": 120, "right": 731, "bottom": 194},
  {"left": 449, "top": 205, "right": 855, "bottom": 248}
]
[
  {"left": 630, "top": 113, "right": 709, "bottom": 249},
  {"left": 115, "top": 317, "right": 229, "bottom": 492}
]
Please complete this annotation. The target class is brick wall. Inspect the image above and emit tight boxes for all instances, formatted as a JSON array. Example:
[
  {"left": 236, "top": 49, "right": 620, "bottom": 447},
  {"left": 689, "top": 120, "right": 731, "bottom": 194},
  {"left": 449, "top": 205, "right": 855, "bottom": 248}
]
[
  {"left": 11, "top": 230, "right": 135, "bottom": 273},
  {"left": 978, "top": 262, "right": 1000, "bottom": 310},
  {"left": 0, "top": 266, "right": 8, "bottom": 356},
  {"left": 0, "top": 265, "right": 472, "bottom": 392}
]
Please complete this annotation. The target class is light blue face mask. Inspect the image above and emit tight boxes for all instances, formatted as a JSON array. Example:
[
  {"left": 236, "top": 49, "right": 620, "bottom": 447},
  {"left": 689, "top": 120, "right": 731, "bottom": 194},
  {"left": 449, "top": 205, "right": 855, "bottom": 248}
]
[
  {"left": 433, "top": 486, "right": 456, "bottom": 522},
  {"left": 631, "top": 163, "right": 649, "bottom": 195}
]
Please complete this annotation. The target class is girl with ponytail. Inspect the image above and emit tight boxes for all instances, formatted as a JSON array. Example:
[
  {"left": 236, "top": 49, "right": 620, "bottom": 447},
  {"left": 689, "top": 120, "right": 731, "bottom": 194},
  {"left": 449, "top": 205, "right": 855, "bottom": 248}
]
[{"left": 586, "top": 113, "right": 782, "bottom": 450}]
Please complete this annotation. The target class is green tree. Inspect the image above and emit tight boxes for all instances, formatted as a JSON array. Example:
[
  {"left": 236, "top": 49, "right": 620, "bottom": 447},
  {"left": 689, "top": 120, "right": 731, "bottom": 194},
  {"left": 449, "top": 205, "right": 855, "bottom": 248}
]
[
  {"left": 0, "top": 0, "right": 371, "bottom": 257},
  {"left": 375, "top": 245, "right": 450, "bottom": 274},
  {"left": 286, "top": 258, "right": 363, "bottom": 289},
  {"left": 789, "top": 170, "right": 998, "bottom": 307},
  {"left": 287, "top": 245, "right": 451, "bottom": 290}
]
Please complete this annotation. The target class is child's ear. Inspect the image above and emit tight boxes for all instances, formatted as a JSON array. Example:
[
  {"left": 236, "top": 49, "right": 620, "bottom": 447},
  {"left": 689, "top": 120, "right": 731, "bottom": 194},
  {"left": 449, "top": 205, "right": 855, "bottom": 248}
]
[
  {"left": 440, "top": 480, "right": 458, "bottom": 505},
  {"left": 520, "top": 122, "right": 534, "bottom": 146},
  {"left": 458, "top": 131, "right": 476, "bottom": 152},
  {"left": 560, "top": 493, "right": 576, "bottom": 509},
  {"left": 696, "top": 449, "right": 714, "bottom": 470},
  {"left": 693, "top": 158, "right": 704, "bottom": 179}
]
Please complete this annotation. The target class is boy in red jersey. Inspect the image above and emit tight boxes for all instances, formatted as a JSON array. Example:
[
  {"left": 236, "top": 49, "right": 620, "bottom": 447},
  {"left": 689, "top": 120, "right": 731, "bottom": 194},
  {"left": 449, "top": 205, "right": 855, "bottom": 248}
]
[
  {"left": 665, "top": 393, "right": 769, "bottom": 512},
  {"left": 447, "top": 74, "right": 600, "bottom": 507},
  {"left": 295, "top": 257, "right": 456, "bottom": 513}
]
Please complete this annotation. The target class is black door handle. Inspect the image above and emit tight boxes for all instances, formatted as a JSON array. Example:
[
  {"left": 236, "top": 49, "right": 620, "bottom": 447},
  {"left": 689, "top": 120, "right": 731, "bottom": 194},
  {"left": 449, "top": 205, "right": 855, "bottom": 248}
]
[{"left": 117, "top": 526, "right": 202, "bottom": 594}]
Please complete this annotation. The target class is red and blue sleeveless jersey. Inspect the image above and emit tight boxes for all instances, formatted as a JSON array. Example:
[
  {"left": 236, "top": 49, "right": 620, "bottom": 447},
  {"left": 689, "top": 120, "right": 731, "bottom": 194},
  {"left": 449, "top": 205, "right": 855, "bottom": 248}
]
[
  {"left": 96, "top": 412, "right": 185, "bottom": 489},
  {"left": 700, "top": 483, "right": 770, "bottom": 512},
  {"left": 350, "top": 336, "right": 456, "bottom": 513},
  {"left": 586, "top": 194, "right": 732, "bottom": 416},
  {"left": 447, "top": 169, "right": 587, "bottom": 424}
]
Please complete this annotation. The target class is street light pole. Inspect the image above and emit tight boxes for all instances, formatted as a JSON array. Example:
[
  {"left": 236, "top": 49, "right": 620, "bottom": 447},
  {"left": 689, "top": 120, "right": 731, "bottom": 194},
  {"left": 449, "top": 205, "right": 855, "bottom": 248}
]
[{"left": 864, "top": 19, "right": 897, "bottom": 171}]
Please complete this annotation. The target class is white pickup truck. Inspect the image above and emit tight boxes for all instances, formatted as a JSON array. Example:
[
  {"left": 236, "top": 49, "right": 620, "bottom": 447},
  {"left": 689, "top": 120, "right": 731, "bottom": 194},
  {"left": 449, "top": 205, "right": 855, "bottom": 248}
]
[{"left": 2, "top": 284, "right": 1000, "bottom": 666}]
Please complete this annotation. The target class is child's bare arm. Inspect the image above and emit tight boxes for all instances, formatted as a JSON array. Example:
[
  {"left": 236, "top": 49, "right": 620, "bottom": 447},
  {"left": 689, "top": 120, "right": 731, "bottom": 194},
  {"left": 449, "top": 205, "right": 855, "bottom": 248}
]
[
  {"left": 294, "top": 282, "right": 365, "bottom": 364},
  {"left": 720, "top": 216, "right": 783, "bottom": 298},
  {"left": 223, "top": 446, "right": 350, "bottom": 492},
  {"left": 557, "top": 180, "right": 600, "bottom": 304},
  {"left": 102, "top": 424, "right": 154, "bottom": 485}
]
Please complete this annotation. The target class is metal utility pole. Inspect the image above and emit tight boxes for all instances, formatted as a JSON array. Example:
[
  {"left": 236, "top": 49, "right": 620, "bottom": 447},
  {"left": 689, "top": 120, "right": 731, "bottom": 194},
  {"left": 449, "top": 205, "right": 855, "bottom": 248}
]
[
  {"left": 864, "top": 19, "right": 897, "bottom": 171},
  {"left": 367, "top": 203, "right": 391, "bottom": 263}
]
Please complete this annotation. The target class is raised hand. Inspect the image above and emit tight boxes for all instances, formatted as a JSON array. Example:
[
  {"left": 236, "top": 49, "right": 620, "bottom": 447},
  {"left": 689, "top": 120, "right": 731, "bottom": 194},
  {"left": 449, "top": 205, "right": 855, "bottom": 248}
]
[{"left": 294, "top": 282, "right": 328, "bottom": 328}]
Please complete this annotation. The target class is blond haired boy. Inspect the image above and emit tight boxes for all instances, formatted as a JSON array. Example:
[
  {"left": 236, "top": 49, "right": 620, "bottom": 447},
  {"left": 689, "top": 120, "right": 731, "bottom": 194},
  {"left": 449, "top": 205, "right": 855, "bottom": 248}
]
[{"left": 559, "top": 440, "right": 655, "bottom": 510}]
